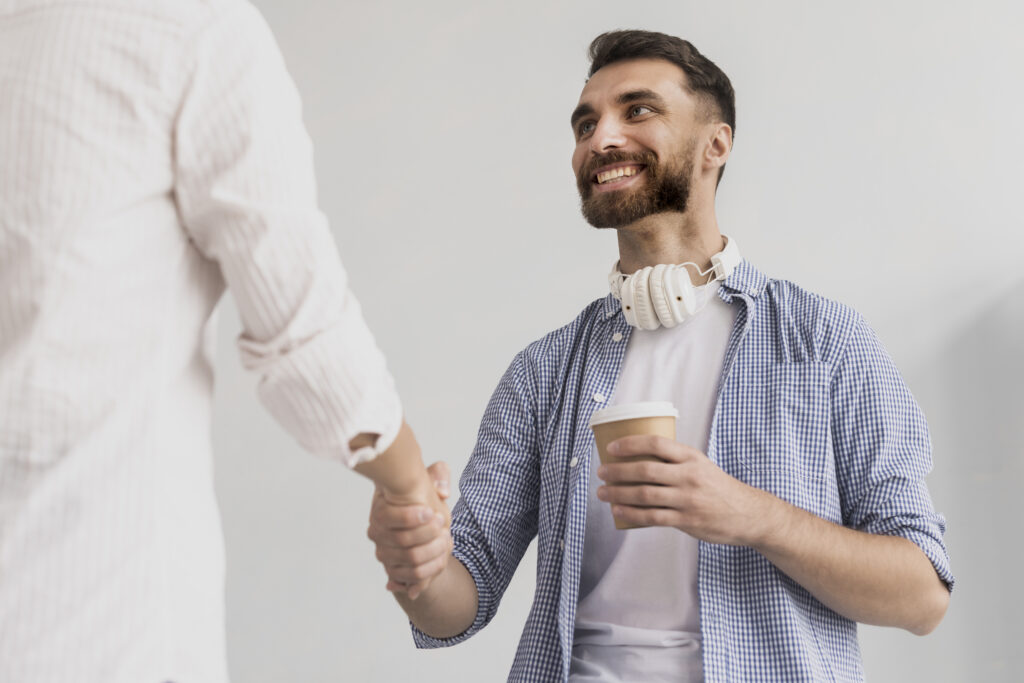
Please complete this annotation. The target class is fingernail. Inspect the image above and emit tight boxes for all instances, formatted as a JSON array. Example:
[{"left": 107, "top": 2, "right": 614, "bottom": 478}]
[
  {"left": 435, "top": 480, "right": 450, "bottom": 495},
  {"left": 607, "top": 441, "right": 620, "bottom": 455},
  {"left": 418, "top": 508, "right": 432, "bottom": 523},
  {"left": 434, "top": 512, "right": 445, "bottom": 525}
]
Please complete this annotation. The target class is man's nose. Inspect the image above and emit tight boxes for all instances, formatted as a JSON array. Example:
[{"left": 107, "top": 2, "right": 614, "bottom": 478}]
[{"left": 590, "top": 116, "right": 627, "bottom": 153}]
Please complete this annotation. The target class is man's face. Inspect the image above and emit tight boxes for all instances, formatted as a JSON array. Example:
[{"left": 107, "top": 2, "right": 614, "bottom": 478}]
[{"left": 571, "top": 58, "right": 702, "bottom": 229}]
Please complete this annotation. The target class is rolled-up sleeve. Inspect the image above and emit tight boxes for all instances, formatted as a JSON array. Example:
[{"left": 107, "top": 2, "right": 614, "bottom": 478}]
[
  {"left": 413, "top": 351, "right": 542, "bottom": 647},
  {"left": 172, "top": 1, "right": 401, "bottom": 467},
  {"left": 831, "top": 317, "right": 954, "bottom": 589}
]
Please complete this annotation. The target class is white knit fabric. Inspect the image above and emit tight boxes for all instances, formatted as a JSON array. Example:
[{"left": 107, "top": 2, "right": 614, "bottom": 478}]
[{"left": 0, "top": 1, "right": 402, "bottom": 680}]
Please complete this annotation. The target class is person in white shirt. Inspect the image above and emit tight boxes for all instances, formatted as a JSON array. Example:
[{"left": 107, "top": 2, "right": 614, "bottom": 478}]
[{"left": 0, "top": 1, "right": 447, "bottom": 681}]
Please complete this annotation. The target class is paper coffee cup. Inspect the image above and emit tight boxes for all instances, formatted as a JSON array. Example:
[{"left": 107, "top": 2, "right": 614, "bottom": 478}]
[{"left": 589, "top": 401, "right": 678, "bottom": 530}]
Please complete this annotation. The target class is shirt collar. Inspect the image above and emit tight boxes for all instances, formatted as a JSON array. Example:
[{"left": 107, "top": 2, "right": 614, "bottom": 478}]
[
  {"left": 600, "top": 291, "right": 623, "bottom": 321},
  {"left": 717, "top": 258, "right": 768, "bottom": 302}
]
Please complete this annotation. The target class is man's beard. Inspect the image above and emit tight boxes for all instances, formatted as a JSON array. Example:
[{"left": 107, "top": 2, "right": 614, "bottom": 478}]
[{"left": 576, "top": 143, "right": 695, "bottom": 229}]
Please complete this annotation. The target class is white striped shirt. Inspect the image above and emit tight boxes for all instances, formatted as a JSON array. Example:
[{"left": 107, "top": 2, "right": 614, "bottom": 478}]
[{"left": 0, "top": 1, "right": 401, "bottom": 680}]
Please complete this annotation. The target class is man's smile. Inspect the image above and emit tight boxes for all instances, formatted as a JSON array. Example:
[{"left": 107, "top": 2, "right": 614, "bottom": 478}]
[{"left": 591, "top": 163, "right": 646, "bottom": 191}]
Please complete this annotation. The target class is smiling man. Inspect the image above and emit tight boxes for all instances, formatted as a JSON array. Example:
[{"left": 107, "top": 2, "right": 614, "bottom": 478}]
[{"left": 366, "top": 30, "right": 953, "bottom": 682}]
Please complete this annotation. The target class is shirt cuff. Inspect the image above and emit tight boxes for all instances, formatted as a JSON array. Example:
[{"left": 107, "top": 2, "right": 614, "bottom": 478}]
[
  {"left": 861, "top": 510, "right": 955, "bottom": 591},
  {"left": 344, "top": 397, "right": 403, "bottom": 467},
  {"left": 891, "top": 522, "right": 955, "bottom": 591},
  {"left": 410, "top": 549, "right": 491, "bottom": 649},
  {"left": 236, "top": 294, "right": 404, "bottom": 469}
]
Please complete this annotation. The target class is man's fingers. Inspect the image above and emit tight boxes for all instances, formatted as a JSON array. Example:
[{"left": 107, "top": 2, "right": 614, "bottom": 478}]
[
  {"left": 611, "top": 504, "right": 680, "bottom": 529},
  {"left": 406, "top": 577, "right": 433, "bottom": 601},
  {"left": 383, "top": 551, "right": 450, "bottom": 586},
  {"left": 371, "top": 500, "right": 441, "bottom": 531},
  {"left": 387, "top": 578, "right": 431, "bottom": 600},
  {"left": 596, "top": 460, "right": 676, "bottom": 486},
  {"left": 367, "top": 518, "right": 445, "bottom": 548},
  {"left": 597, "top": 483, "right": 677, "bottom": 508},
  {"left": 608, "top": 434, "right": 695, "bottom": 462},
  {"left": 375, "top": 530, "right": 451, "bottom": 567}
]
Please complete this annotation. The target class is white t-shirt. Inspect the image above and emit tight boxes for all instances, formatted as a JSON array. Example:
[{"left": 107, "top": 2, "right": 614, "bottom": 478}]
[{"left": 570, "top": 281, "right": 737, "bottom": 682}]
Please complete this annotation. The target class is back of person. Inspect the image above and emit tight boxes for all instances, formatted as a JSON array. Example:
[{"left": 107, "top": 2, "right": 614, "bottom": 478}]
[{"left": 3, "top": 1, "right": 260, "bottom": 679}]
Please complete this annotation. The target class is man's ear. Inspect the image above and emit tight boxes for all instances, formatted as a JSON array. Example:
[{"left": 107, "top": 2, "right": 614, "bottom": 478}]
[{"left": 704, "top": 122, "right": 732, "bottom": 174}]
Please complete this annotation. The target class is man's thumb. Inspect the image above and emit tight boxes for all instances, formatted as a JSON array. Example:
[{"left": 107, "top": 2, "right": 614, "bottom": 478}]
[{"left": 426, "top": 461, "right": 451, "bottom": 498}]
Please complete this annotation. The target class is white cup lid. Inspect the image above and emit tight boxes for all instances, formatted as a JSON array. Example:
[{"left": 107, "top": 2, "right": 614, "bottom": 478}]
[{"left": 588, "top": 401, "right": 678, "bottom": 427}]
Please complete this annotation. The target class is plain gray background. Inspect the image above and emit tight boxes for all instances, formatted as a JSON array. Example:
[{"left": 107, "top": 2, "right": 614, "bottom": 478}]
[{"left": 210, "top": 1, "right": 1024, "bottom": 680}]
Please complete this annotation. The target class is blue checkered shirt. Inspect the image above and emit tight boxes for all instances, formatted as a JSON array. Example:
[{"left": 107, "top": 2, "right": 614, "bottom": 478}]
[{"left": 412, "top": 260, "right": 953, "bottom": 681}]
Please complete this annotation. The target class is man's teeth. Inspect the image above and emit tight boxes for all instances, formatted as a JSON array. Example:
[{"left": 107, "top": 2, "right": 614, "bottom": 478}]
[{"left": 596, "top": 166, "right": 642, "bottom": 184}]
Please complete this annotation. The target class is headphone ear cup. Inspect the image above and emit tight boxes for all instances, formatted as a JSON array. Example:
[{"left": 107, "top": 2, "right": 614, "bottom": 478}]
[
  {"left": 631, "top": 267, "right": 660, "bottom": 330},
  {"left": 665, "top": 266, "right": 698, "bottom": 321},
  {"left": 649, "top": 264, "right": 677, "bottom": 328},
  {"left": 680, "top": 275, "right": 698, "bottom": 316},
  {"left": 620, "top": 274, "right": 639, "bottom": 327}
]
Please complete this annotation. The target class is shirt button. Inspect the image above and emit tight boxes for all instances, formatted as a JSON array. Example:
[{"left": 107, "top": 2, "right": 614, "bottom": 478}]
[
  {"left": 593, "top": 392, "right": 606, "bottom": 403},
  {"left": 569, "top": 456, "right": 579, "bottom": 468},
  {"left": 606, "top": 309, "right": 616, "bottom": 318},
  {"left": 612, "top": 332, "right": 623, "bottom": 342}
]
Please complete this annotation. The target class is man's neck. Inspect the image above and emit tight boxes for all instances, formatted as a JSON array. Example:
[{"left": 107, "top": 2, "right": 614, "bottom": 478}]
[{"left": 615, "top": 208, "right": 724, "bottom": 285}]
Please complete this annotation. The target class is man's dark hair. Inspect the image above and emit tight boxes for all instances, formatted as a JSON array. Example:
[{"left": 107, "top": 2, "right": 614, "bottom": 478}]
[{"left": 588, "top": 30, "right": 735, "bottom": 183}]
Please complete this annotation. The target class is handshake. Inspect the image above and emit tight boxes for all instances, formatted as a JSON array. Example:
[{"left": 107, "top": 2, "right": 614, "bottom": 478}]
[
  {"left": 351, "top": 419, "right": 457, "bottom": 603},
  {"left": 352, "top": 419, "right": 478, "bottom": 639},
  {"left": 367, "top": 460, "right": 454, "bottom": 601}
]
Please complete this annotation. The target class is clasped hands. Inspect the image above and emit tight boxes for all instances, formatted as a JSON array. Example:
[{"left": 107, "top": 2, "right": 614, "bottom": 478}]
[
  {"left": 367, "top": 461, "right": 453, "bottom": 600},
  {"left": 366, "top": 435, "right": 779, "bottom": 600}
]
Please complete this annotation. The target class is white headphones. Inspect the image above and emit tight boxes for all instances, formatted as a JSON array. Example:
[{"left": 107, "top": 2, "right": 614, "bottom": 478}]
[{"left": 608, "top": 235, "right": 742, "bottom": 330}]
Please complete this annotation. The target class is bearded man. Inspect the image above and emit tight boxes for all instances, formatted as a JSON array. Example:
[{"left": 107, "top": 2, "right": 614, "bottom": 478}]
[{"left": 366, "top": 30, "right": 953, "bottom": 682}]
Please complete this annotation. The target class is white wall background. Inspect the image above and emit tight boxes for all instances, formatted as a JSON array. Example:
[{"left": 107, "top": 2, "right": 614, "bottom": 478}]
[{"left": 210, "top": 1, "right": 1024, "bottom": 680}]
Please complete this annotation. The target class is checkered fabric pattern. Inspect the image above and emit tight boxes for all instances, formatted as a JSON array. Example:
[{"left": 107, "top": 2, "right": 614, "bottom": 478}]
[{"left": 412, "top": 260, "right": 953, "bottom": 682}]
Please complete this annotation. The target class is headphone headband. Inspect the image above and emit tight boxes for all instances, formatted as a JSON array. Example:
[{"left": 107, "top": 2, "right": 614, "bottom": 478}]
[{"left": 711, "top": 235, "right": 742, "bottom": 280}]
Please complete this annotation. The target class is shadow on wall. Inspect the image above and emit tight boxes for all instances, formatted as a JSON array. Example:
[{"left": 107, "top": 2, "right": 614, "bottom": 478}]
[{"left": 902, "top": 277, "right": 1024, "bottom": 680}]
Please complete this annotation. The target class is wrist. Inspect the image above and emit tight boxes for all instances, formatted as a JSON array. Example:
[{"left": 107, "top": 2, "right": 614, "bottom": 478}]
[
  {"left": 745, "top": 487, "right": 790, "bottom": 550},
  {"left": 381, "top": 469, "right": 433, "bottom": 505},
  {"left": 353, "top": 419, "right": 430, "bottom": 497}
]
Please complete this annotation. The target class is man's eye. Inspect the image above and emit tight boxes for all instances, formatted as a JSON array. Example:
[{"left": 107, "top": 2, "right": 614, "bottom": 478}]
[
  {"left": 578, "top": 121, "right": 596, "bottom": 136},
  {"left": 629, "top": 105, "right": 653, "bottom": 117}
]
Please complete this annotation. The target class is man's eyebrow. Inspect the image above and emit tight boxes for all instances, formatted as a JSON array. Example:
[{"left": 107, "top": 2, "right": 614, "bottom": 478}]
[
  {"left": 571, "top": 89, "right": 668, "bottom": 128},
  {"left": 570, "top": 103, "right": 595, "bottom": 129},
  {"left": 617, "top": 89, "right": 666, "bottom": 107}
]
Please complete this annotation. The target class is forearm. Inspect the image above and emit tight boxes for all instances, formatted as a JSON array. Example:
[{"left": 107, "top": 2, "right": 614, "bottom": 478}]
[
  {"left": 353, "top": 420, "right": 430, "bottom": 498},
  {"left": 753, "top": 496, "right": 950, "bottom": 635},
  {"left": 395, "top": 555, "right": 479, "bottom": 639}
]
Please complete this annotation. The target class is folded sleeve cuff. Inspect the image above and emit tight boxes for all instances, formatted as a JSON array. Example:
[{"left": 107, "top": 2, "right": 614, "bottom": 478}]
[
  {"left": 237, "top": 290, "right": 403, "bottom": 468},
  {"left": 410, "top": 550, "right": 492, "bottom": 649},
  {"left": 861, "top": 510, "right": 955, "bottom": 591}
]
